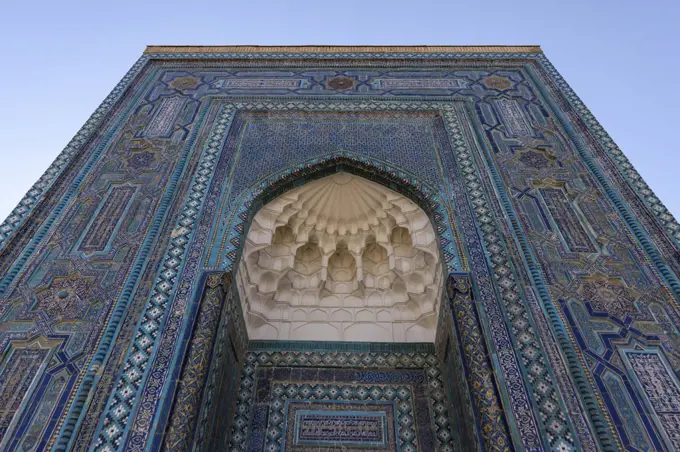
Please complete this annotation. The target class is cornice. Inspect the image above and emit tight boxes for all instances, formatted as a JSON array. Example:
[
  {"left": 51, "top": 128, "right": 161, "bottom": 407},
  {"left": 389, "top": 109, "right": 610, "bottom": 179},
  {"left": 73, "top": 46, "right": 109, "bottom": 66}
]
[{"left": 144, "top": 45, "right": 542, "bottom": 54}]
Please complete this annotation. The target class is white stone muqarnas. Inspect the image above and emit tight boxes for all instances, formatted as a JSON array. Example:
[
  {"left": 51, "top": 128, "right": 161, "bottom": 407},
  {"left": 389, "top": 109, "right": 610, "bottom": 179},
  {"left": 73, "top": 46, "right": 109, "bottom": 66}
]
[{"left": 236, "top": 172, "right": 442, "bottom": 342}]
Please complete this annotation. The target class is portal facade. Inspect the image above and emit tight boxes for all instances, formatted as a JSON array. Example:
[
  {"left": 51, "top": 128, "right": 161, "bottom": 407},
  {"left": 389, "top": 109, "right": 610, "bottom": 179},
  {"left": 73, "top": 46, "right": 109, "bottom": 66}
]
[{"left": 1, "top": 45, "right": 679, "bottom": 451}]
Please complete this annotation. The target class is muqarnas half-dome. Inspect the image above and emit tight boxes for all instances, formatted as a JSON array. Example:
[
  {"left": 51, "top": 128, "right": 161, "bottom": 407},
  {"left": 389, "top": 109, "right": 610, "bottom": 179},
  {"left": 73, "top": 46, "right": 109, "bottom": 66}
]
[{"left": 236, "top": 172, "right": 442, "bottom": 342}]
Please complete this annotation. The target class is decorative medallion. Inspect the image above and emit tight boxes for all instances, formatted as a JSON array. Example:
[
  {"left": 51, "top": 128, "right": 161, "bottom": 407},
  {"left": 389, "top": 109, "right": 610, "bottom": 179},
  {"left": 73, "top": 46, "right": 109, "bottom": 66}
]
[
  {"left": 482, "top": 75, "right": 513, "bottom": 91},
  {"left": 126, "top": 151, "right": 156, "bottom": 169},
  {"left": 580, "top": 275, "right": 639, "bottom": 319},
  {"left": 326, "top": 76, "right": 356, "bottom": 90},
  {"left": 517, "top": 149, "right": 554, "bottom": 169},
  {"left": 169, "top": 76, "right": 200, "bottom": 91},
  {"left": 30, "top": 274, "right": 96, "bottom": 322}
]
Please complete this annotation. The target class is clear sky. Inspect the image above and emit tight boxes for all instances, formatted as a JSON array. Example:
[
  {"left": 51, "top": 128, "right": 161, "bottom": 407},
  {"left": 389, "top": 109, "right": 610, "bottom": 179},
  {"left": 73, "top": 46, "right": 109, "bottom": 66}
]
[{"left": 0, "top": 0, "right": 678, "bottom": 225}]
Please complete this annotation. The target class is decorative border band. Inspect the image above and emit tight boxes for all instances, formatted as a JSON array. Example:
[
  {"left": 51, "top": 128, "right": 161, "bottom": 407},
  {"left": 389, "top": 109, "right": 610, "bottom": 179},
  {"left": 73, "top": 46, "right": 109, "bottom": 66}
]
[
  {"left": 145, "top": 45, "right": 542, "bottom": 54},
  {"left": 0, "top": 56, "right": 150, "bottom": 253}
]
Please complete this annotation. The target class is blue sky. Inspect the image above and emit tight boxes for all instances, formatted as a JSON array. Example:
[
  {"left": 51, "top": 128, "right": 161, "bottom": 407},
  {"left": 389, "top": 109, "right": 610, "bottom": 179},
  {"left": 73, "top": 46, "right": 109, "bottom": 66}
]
[{"left": 0, "top": 0, "right": 678, "bottom": 224}]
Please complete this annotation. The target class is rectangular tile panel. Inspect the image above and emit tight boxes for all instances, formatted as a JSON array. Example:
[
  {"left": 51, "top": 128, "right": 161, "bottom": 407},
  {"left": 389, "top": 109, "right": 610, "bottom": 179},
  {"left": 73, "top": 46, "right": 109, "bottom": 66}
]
[{"left": 294, "top": 409, "right": 388, "bottom": 447}]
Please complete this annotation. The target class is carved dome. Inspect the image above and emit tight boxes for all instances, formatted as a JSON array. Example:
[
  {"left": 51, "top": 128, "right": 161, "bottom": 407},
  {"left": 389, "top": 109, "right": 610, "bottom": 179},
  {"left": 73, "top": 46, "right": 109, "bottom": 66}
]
[{"left": 236, "top": 172, "right": 442, "bottom": 342}]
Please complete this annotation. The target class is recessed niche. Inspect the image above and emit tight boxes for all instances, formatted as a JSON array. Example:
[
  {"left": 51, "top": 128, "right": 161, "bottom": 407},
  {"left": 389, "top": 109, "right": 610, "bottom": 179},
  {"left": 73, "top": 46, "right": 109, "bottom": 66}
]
[{"left": 236, "top": 172, "right": 442, "bottom": 342}]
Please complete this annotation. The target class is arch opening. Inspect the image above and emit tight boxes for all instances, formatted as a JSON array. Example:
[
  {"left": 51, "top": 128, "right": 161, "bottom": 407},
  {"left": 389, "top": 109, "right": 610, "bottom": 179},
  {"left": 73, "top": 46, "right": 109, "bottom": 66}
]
[{"left": 236, "top": 171, "right": 443, "bottom": 342}]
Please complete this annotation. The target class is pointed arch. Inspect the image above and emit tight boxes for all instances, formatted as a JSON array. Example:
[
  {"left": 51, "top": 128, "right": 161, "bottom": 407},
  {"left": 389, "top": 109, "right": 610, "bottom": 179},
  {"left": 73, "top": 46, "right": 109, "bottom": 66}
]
[
  {"left": 219, "top": 150, "right": 462, "bottom": 274},
  {"left": 166, "top": 153, "right": 510, "bottom": 451}
]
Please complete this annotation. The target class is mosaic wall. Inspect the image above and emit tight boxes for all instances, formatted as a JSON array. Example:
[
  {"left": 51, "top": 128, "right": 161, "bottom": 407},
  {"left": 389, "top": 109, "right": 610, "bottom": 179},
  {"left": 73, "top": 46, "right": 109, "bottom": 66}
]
[
  {"left": 230, "top": 342, "right": 457, "bottom": 452},
  {"left": 163, "top": 272, "right": 247, "bottom": 452},
  {"left": 436, "top": 275, "right": 485, "bottom": 451},
  {"left": 0, "top": 47, "right": 679, "bottom": 451}
]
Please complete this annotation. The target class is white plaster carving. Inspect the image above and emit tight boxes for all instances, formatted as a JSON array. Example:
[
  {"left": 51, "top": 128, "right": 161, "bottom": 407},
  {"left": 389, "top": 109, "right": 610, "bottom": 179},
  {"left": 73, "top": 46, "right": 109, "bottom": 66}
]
[{"left": 236, "top": 172, "right": 442, "bottom": 342}]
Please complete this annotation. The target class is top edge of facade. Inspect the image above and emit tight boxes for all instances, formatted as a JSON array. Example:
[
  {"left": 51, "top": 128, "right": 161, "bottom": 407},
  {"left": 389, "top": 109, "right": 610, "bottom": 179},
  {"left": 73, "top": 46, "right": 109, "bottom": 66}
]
[{"left": 144, "top": 45, "right": 543, "bottom": 55}]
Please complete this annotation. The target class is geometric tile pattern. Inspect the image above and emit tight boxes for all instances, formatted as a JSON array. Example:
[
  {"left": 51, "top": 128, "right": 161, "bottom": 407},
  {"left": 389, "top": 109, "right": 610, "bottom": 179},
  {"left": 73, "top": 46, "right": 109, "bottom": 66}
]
[
  {"left": 281, "top": 397, "right": 397, "bottom": 450},
  {"left": 145, "top": 96, "right": 186, "bottom": 138},
  {"left": 93, "top": 104, "right": 236, "bottom": 451},
  {"left": 494, "top": 98, "right": 534, "bottom": 137},
  {"left": 229, "top": 348, "right": 455, "bottom": 452},
  {"left": 539, "top": 187, "right": 596, "bottom": 253},
  {"left": 436, "top": 276, "right": 488, "bottom": 451},
  {"left": 103, "top": 101, "right": 471, "bottom": 451},
  {"left": 442, "top": 104, "right": 577, "bottom": 451},
  {"left": 77, "top": 186, "right": 136, "bottom": 253},
  {"left": 0, "top": 56, "right": 149, "bottom": 253},
  {"left": 466, "top": 61, "right": 680, "bottom": 449},
  {"left": 376, "top": 78, "right": 468, "bottom": 89},
  {"left": 1, "top": 47, "right": 680, "bottom": 452},
  {"left": 290, "top": 406, "right": 389, "bottom": 448},
  {"left": 0, "top": 347, "right": 50, "bottom": 438},
  {"left": 624, "top": 350, "right": 680, "bottom": 450},
  {"left": 533, "top": 55, "right": 680, "bottom": 248},
  {"left": 162, "top": 272, "right": 240, "bottom": 452}
]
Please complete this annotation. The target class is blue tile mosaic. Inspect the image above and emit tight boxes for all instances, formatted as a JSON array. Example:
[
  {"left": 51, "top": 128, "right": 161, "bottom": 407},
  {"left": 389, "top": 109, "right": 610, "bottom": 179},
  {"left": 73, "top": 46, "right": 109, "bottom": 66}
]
[{"left": 0, "top": 47, "right": 679, "bottom": 452}]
